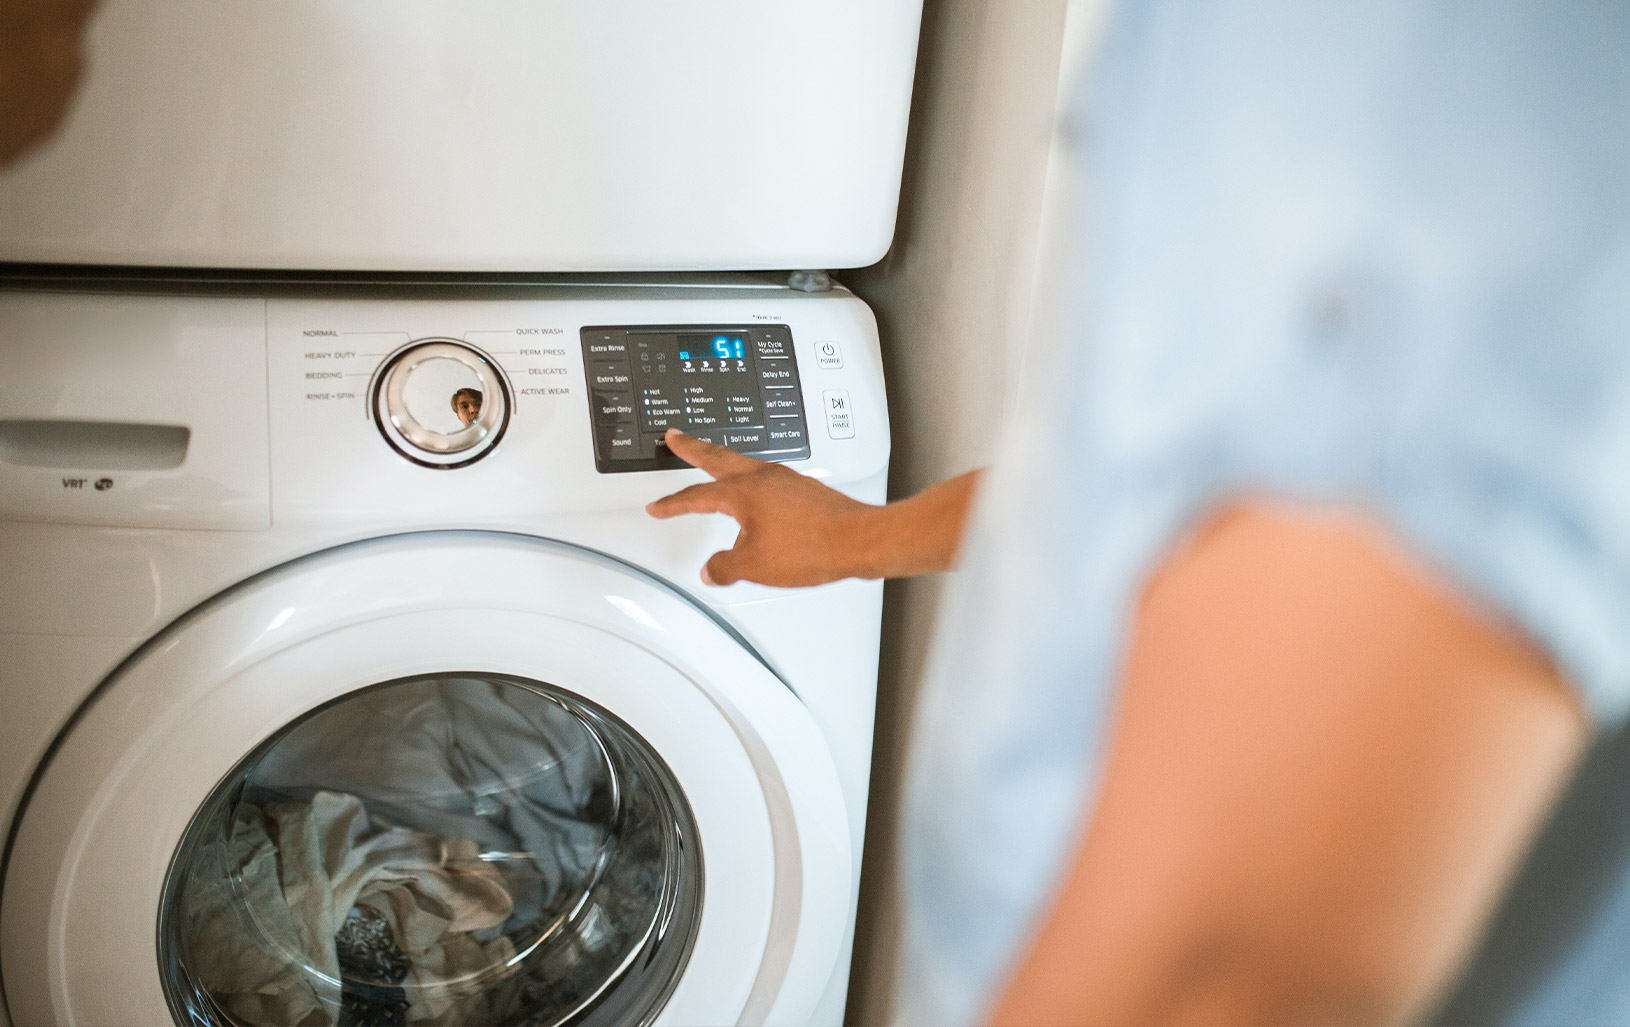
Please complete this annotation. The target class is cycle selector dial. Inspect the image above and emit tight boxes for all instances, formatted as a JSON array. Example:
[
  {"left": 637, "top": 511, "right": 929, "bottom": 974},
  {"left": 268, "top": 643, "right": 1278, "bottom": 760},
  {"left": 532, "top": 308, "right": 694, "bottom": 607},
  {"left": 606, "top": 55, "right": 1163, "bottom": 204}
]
[{"left": 374, "top": 340, "right": 509, "bottom": 467}]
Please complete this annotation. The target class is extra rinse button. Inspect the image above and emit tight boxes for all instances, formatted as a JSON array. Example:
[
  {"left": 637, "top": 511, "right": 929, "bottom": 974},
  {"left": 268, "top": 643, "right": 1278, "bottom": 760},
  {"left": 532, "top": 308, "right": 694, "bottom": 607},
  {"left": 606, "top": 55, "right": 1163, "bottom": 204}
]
[{"left": 823, "top": 389, "right": 855, "bottom": 440}]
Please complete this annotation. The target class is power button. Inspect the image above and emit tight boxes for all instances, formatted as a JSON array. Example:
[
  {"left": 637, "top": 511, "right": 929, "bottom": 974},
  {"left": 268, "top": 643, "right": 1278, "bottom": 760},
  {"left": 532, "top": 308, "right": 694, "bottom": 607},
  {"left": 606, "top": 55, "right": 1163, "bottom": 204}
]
[{"left": 814, "top": 340, "right": 843, "bottom": 369}]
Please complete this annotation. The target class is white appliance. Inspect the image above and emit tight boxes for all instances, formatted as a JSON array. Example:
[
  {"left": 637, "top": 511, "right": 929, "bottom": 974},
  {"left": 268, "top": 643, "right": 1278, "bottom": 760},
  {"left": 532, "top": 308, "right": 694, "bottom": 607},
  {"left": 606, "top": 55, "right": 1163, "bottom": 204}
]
[
  {"left": 0, "top": 2, "right": 921, "bottom": 272},
  {"left": 0, "top": 2, "right": 917, "bottom": 1023},
  {"left": 0, "top": 281, "right": 890, "bottom": 1026}
]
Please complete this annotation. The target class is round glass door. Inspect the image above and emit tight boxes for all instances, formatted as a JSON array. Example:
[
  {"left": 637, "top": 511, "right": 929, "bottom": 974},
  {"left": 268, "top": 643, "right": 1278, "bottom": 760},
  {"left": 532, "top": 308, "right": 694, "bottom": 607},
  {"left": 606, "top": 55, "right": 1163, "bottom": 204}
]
[
  {"left": 2, "top": 533, "right": 847, "bottom": 1027},
  {"left": 157, "top": 673, "right": 702, "bottom": 1027}
]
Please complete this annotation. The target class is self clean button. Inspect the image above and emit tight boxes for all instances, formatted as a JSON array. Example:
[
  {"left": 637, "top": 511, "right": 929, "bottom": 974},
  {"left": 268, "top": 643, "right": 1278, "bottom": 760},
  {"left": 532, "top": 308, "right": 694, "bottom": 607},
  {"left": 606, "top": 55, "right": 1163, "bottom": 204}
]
[{"left": 814, "top": 340, "right": 843, "bottom": 369}]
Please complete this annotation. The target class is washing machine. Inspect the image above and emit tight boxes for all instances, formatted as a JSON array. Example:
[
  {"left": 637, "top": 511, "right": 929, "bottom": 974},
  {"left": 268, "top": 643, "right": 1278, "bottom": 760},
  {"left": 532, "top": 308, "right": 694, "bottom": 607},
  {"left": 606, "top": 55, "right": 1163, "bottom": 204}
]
[{"left": 0, "top": 277, "right": 889, "bottom": 1026}]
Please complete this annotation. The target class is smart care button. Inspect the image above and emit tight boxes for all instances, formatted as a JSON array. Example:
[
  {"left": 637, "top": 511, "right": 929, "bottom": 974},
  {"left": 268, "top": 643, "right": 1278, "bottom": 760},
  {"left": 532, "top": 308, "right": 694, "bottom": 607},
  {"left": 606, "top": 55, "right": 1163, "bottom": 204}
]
[{"left": 768, "top": 421, "right": 807, "bottom": 445}]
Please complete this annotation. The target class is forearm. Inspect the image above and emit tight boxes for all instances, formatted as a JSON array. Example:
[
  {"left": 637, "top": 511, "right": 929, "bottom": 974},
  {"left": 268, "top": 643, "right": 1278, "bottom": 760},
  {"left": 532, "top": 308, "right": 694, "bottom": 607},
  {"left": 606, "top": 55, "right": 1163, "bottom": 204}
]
[
  {"left": 989, "top": 501, "right": 1584, "bottom": 1026},
  {"left": 850, "top": 470, "right": 981, "bottom": 579},
  {"left": 646, "top": 430, "right": 982, "bottom": 586}
]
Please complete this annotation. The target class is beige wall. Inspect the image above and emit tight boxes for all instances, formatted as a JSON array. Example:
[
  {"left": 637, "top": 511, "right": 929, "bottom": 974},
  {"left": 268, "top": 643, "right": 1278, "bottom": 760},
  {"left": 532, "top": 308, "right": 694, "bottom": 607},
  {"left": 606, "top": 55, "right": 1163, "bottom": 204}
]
[{"left": 841, "top": 0, "right": 1107, "bottom": 1021}]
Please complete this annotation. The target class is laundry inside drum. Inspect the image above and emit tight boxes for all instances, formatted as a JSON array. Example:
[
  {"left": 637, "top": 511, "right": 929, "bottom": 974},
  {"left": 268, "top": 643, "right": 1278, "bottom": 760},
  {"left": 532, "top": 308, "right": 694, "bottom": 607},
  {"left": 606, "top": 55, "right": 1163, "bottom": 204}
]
[{"left": 157, "top": 674, "right": 703, "bottom": 1027}]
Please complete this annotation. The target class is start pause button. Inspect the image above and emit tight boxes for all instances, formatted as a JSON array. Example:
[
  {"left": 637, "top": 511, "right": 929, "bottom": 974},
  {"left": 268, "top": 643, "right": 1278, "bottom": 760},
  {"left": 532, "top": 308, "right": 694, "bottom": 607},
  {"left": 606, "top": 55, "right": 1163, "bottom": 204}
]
[{"left": 823, "top": 389, "right": 855, "bottom": 439}]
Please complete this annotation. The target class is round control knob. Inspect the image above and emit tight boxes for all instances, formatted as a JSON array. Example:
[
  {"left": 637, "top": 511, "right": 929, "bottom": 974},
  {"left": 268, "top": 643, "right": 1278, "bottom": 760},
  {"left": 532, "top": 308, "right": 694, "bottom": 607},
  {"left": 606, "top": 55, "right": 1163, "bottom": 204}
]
[{"left": 373, "top": 340, "right": 509, "bottom": 467}]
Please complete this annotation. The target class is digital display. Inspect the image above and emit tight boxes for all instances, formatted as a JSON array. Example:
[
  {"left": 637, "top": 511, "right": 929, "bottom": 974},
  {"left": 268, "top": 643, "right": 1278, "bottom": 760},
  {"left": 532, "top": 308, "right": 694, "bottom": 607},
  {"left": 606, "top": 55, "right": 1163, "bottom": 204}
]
[{"left": 677, "top": 333, "right": 746, "bottom": 361}]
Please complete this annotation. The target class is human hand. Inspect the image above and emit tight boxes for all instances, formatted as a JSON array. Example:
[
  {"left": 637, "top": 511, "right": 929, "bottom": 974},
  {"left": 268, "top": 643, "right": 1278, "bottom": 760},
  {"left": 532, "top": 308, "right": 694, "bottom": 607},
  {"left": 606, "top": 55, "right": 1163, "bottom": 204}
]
[
  {"left": 644, "top": 429, "right": 885, "bottom": 587},
  {"left": 0, "top": 0, "right": 98, "bottom": 164}
]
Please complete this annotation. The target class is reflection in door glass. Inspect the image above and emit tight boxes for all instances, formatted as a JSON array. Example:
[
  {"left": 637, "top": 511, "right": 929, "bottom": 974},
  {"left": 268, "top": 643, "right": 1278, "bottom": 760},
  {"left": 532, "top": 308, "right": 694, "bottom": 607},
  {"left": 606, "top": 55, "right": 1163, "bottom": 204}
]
[
  {"left": 158, "top": 674, "right": 702, "bottom": 1027},
  {"left": 401, "top": 356, "right": 483, "bottom": 434},
  {"left": 451, "top": 387, "right": 483, "bottom": 427}
]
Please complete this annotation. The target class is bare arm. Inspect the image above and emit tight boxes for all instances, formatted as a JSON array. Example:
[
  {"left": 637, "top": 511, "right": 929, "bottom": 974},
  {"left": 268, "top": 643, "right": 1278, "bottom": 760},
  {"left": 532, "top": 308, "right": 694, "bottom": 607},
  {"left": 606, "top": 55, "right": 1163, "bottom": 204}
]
[
  {"left": 645, "top": 428, "right": 980, "bottom": 587},
  {"left": 990, "top": 501, "right": 1586, "bottom": 1026},
  {"left": 0, "top": 0, "right": 97, "bottom": 164}
]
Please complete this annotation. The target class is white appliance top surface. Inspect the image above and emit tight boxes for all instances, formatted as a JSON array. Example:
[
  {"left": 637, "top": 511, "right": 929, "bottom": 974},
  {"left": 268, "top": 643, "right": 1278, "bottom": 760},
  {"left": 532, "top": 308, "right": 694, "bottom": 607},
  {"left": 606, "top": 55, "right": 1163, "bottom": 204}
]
[{"left": 0, "top": 1, "right": 921, "bottom": 273}]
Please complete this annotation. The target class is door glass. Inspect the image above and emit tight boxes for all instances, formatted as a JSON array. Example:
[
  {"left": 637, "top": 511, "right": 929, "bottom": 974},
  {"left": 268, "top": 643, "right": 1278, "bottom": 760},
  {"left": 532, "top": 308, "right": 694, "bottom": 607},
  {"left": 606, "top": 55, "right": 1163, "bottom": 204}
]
[{"left": 158, "top": 674, "right": 703, "bottom": 1027}]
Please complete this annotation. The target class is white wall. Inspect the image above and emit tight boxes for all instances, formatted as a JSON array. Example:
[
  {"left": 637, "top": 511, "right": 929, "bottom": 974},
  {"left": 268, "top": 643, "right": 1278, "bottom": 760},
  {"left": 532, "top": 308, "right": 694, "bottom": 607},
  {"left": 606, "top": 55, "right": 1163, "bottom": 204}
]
[{"left": 842, "top": 0, "right": 1109, "bottom": 1021}]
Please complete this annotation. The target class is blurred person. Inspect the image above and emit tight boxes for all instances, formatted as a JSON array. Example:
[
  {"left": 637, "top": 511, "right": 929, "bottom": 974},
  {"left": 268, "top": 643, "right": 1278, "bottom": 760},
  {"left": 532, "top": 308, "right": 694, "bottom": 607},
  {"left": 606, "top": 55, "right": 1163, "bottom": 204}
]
[
  {"left": 452, "top": 387, "right": 483, "bottom": 428},
  {"left": 650, "top": 2, "right": 1630, "bottom": 1024}
]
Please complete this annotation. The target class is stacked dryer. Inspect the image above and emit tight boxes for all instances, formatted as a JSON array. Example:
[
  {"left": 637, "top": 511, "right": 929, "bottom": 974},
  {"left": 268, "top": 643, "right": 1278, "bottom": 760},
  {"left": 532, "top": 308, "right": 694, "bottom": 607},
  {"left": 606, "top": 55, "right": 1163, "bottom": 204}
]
[{"left": 0, "top": 4, "right": 919, "bottom": 1026}]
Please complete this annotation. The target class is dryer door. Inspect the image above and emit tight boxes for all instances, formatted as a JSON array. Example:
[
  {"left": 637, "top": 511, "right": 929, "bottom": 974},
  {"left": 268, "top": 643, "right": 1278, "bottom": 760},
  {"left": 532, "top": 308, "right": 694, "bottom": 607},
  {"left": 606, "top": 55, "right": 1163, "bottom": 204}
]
[{"left": 0, "top": 533, "right": 849, "bottom": 1027}]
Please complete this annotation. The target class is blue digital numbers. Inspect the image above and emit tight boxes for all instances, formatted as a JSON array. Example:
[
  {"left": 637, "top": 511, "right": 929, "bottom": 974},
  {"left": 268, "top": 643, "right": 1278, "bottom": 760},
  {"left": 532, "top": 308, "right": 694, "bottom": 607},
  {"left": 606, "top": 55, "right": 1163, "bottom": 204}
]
[
  {"left": 712, "top": 335, "right": 745, "bottom": 359},
  {"left": 675, "top": 332, "right": 746, "bottom": 372}
]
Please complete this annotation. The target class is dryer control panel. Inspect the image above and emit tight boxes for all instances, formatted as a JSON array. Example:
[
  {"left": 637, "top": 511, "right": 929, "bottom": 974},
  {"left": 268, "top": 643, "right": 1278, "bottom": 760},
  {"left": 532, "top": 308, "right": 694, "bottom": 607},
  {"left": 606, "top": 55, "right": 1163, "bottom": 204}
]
[
  {"left": 582, "top": 324, "right": 812, "bottom": 473},
  {"left": 0, "top": 285, "right": 888, "bottom": 530}
]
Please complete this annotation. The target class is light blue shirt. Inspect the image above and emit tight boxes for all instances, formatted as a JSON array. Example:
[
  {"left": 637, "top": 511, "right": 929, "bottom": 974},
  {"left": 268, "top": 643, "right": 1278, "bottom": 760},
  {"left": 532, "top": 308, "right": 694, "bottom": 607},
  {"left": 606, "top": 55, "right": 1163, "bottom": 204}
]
[{"left": 896, "top": 3, "right": 1630, "bottom": 1024}]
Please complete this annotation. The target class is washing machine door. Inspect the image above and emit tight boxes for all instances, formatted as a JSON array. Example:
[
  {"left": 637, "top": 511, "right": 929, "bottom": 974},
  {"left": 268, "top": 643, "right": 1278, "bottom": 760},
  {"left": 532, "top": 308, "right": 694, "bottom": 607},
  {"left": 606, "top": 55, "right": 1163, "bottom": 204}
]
[{"left": 0, "top": 533, "right": 849, "bottom": 1027}]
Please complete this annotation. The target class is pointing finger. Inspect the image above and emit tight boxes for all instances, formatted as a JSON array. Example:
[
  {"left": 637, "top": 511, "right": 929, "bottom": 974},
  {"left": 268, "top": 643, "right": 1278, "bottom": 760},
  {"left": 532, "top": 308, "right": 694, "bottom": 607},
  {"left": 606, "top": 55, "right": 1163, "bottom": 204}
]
[
  {"left": 645, "top": 481, "right": 736, "bottom": 520},
  {"left": 702, "top": 547, "right": 744, "bottom": 587},
  {"left": 664, "top": 429, "right": 766, "bottom": 480}
]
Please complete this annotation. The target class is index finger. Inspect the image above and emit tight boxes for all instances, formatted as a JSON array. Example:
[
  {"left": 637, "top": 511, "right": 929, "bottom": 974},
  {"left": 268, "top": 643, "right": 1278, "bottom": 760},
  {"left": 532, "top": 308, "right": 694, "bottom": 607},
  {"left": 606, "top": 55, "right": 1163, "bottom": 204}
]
[{"left": 663, "top": 428, "right": 767, "bottom": 479}]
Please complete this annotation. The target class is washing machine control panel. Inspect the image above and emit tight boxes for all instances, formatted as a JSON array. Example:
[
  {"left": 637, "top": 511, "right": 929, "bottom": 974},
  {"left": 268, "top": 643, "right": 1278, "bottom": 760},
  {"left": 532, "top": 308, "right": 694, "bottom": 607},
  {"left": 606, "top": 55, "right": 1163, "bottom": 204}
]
[
  {"left": 582, "top": 324, "right": 812, "bottom": 473},
  {"left": 374, "top": 340, "right": 511, "bottom": 468}
]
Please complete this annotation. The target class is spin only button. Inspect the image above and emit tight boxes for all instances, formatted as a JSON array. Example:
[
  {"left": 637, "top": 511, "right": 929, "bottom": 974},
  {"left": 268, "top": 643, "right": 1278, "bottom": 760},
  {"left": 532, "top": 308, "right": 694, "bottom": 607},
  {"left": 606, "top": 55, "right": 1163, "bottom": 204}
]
[{"left": 592, "top": 391, "right": 636, "bottom": 424}]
